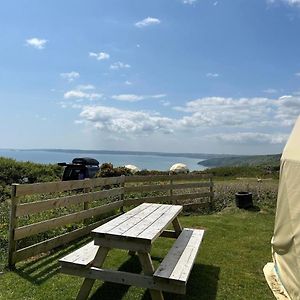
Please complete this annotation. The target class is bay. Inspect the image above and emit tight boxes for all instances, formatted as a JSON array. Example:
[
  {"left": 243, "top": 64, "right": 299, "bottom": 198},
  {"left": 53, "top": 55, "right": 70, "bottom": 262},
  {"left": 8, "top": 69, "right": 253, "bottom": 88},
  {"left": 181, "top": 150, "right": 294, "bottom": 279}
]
[{"left": 0, "top": 149, "right": 206, "bottom": 171}]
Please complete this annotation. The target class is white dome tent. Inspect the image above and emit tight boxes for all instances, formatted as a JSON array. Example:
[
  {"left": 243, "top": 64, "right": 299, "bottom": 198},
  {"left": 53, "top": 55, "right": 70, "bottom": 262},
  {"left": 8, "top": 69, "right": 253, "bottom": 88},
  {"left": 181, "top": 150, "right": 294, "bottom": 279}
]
[
  {"left": 125, "top": 164, "right": 140, "bottom": 174},
  {"left": 169, "top": 163, "right": 189, "bottom": 174},
  {"left": 264, "top": 116, "right": 300, "bottom": 300}
]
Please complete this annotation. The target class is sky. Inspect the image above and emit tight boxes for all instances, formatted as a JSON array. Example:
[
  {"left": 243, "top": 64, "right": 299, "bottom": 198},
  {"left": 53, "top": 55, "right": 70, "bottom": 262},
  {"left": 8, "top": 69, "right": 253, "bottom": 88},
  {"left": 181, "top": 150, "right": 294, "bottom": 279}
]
[{"left": 1, "top": 0, "right": 300, "bottom": 155}]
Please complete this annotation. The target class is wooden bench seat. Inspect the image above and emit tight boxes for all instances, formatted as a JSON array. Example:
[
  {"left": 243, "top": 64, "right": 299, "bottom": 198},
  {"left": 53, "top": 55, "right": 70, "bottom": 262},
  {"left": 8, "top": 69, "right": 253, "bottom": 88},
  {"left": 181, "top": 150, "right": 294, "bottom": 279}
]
[
  {"left": 59, "top": 228, "right": 204, "bottom": 297},
  {"left": 59, "top": 241, "right": 98, "bottom": 269},
  {"left": 154, "top": 228, "right": 204, "bottom": 293}
]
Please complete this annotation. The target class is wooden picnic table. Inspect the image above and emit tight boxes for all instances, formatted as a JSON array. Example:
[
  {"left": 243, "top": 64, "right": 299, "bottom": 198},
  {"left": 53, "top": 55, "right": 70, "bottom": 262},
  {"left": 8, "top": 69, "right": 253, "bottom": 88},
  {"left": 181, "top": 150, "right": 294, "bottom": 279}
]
[{"left": 60, "top": 202, "right": 204, "bottom": 300}]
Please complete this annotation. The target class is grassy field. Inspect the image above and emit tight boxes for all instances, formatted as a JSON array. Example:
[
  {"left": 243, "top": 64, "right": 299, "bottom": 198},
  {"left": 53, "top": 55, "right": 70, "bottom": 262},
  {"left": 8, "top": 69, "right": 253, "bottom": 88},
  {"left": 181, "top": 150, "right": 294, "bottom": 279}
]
[
  {"left": 0, "top": 178, "right": 278, "bottom": 299},
  {"left": 0, "top": 206, "right": 276, "bottom": 299}
]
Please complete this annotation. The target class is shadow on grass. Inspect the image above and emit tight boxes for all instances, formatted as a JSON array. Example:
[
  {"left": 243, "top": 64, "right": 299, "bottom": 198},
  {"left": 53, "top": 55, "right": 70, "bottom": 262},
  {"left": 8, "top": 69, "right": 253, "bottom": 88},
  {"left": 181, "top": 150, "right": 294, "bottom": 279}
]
[
  {"left": 247, "top": 205, "right": 261, "bottom": 212},
  {"left": 12, "top": 245, "right": 219, "bottom": 300},
  {"left": 90, "top": 255, "right": 142, "bottom": 300},
  {"left": 91, "top": 258, "right": 219, "bottom": 300},
  {"left": 141, "top": 264, "right": 220, "bottom": 300},
  {"left": 13, "top": 238, "right": 90, "bottom": 285}
]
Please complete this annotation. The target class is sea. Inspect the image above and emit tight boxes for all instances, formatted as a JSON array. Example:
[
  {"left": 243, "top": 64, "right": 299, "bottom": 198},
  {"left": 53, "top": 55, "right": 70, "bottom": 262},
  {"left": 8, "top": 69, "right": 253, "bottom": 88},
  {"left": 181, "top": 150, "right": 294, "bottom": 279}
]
[{"left": 0, "top": 149, "right": 207, "bottom": 171}]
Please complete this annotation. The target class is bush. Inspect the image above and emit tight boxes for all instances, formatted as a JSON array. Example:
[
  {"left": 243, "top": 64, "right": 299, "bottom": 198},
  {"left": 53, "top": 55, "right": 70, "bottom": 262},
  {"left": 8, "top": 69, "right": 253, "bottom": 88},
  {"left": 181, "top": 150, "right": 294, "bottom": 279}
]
[
  {"left": 0, "top": 157, "right": 62, "bottom": 201},
  {"left": 96, "top": 163, "right": 132, "bottom": 177}
]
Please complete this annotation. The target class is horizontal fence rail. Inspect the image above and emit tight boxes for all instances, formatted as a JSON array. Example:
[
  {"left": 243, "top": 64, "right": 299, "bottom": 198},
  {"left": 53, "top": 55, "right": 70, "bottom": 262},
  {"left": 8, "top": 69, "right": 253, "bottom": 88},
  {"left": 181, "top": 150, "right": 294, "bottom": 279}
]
[
  {"left": 8, "top": 173, "right": 213, "bottom": 268},
  {"left": 15, "top": 176, "right": 125, "bottom": 197},
  {"left": 16, "top": 188, "right": 124, "bottom": 217}
]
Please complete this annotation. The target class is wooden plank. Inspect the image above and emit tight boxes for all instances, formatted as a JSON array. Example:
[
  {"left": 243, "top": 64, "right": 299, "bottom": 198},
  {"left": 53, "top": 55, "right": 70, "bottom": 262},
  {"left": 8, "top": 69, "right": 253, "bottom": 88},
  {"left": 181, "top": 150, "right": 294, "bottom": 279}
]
[
  {"left": 209, "top": 177, "right": 214, "bottom": 209},
  {"left": 123, "top": 192, "right": 213, "bottom": 207},
  {"left": 14, "top": 200, "right": 123, "bottom": 240},
  {"left": 138, "top": 252, "right": 164, "bottom": 300},
  {"left": 125, "top": 173, "right": 212, "bottom": 183},
  {"left": 15, "top": 176, "right": 125, "bottom": 197},
  {"left": 61, "top": 266, "right": 185, "bottom": 294},
  {"left": 124, "top": 197, "right": 168, "bottom": 207},
  {"left": 124, "top": 184, "right": 171, "bottom": 193},
  {"left": 123, "top": 205, "right": 172, "bottom": 238},
  {"left": 154, "top": 228, "right": 204, "bottom": 284},
  {"left": 14, "top": 214, "right": 121, "bottom": 263},
  {"left": 92, "top": 203, "right": 153, "bottom": 236},
  {"left": 76, "top": 247, "right": 109, "bottom": 300},
  {"left": 183, "top": 202, "right": 210, "bottom": 211},
  {"left": 93, "top": 236, "right": 151, "bottom": 252},
  {"left": 125, "top": 175, "right": 172, "bottom": 183},
  {"left": 154, "top": 229, "right": 193, "bottom": 281},
  {"left": 16, "top": 187, "right": 124, "bottom": 217},
  {"left": 8, "top": 184, "right": 18, "bottom": 268},
  {"left": 138, "top": 205, "right": 183, "bottom": 241},
  {"left": 59, "top": 241, "right": 99, "bottom": 268},
  {"left": 169, "top": 229, "right": 204, "bottom": 283},
  {"left": 124, "top": 182, "right": 212, "bottom": 193},
  {"left": 172, "top": 217, "right": 182, "bottom": 236},
  {"left": 170, "top": 173, "right": 212, "bottom": 181}
]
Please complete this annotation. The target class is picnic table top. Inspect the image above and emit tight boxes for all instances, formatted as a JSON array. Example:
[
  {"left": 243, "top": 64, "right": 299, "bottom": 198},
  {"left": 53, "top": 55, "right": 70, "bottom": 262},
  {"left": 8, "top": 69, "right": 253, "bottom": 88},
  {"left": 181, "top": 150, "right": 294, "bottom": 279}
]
[{"left": 92, "top": 203, "right": 182, "bottom": 244}]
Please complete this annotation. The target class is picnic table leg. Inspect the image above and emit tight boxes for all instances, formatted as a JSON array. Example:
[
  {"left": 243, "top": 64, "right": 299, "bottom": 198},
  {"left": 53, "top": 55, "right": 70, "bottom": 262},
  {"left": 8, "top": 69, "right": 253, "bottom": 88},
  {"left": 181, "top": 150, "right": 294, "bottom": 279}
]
[
  {"left": 172, "top": 217, "right": 182, "bottom": 236},
  {"left": 76, "top": 247, "right": 110, "bottom": 300},
  {"left": 138, "top": 252, "right": 164, "bottom": 300}
]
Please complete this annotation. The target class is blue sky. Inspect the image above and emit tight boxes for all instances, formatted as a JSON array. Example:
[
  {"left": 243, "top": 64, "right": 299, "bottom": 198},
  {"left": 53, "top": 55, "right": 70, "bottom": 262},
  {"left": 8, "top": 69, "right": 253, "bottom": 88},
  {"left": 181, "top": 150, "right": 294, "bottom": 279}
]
[{"left": 1, "top": 0, "right": 300, "bottom": 154}]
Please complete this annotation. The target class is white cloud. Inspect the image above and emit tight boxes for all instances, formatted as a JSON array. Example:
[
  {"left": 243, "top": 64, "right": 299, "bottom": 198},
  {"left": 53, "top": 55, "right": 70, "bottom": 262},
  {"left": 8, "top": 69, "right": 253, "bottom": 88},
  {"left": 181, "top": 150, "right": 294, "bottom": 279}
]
[
  {"left": 160, "top": 100, "right": 171, "bottom": 107},
  {"left": 125, "top": 81, "right": 132, "bottom": 85},
  {"left": 64, "top": 90, "right": 102, "bottom": 100},
  {"left": 60, "top": 71, "right": 80, "bottom": 82},
  {"left": 26, "top": 38, "right": 47, "bottom": 49},
  {"left": 206, "top": 73, "right": 219, "bottom": 78},
  {"left": 111, "top": 94, "right": 144, "bottom": 102},
  {"left": 174, "top": 96, "right": 300, "bottom": 129},
  {"left": 76, "top": 84, "right": 95, "bottom": 90},
  {"left": 89, "top": 52, "right": 110, "bottom": 60},
  {"left": 135, "top": 17, "right": 161, "bottom": 28},
  {"left": 110, "top": 62, "right": 131, "bottom": 70},
  {"left": 295, "top": 72, "right": 300, "bottom": 76},
  {"left": 275, "top": 95, "right": 300, "bottom": 126},
  {"left": 263, "top": 88, "right": 278, "bottom": 94},
  {"left": 111, "top": 93, "right": 166, "bottom": 102},
  {"left": 64, "top": 84, "right": 103, "bottom": 100},
  {"left": 268, "top": 0, "right": 300, "bottom": 6},
  {"left": 183, "top": 0, "right": 197, "bottom": 4},
  {"left": 64, "top": 92, "right": 300, "bottom": 147},
  {"left": 151, "top": 94, "right": 166, "bottom": 98},
  {"left": 79, "top": 105, "right": 174, "bottom": 135},
  {"left": 209, "top": 132, "right": 288, "bottom": 144}
]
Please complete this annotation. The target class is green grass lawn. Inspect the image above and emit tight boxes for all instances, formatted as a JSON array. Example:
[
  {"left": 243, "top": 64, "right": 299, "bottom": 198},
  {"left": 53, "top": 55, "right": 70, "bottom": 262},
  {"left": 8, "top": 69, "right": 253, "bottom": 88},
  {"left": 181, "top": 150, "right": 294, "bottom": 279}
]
[{"left": 0, "top": 208, "right": 275, "bottom": 300}]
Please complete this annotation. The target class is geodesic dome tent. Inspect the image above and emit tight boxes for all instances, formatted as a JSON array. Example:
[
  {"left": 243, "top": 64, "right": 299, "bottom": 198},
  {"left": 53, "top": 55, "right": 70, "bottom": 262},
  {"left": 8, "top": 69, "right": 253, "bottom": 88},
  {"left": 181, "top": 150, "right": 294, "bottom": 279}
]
[
  {"left": 264, "top": 117, "right": 300, "bottom": 300},
  {"left": 125, "top": 164, "right": 140, "bottom": 174},
  {"left": 169, "top": 163, "right": 189, "bottom": 174}
]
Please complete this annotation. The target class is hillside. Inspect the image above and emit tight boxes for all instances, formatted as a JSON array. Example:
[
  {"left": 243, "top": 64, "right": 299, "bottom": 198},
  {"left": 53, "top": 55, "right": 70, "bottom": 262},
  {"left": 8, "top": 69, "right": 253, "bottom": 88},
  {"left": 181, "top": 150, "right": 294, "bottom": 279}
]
[{"left": 200, "top": 154, "right": 281, "bottom": 167}]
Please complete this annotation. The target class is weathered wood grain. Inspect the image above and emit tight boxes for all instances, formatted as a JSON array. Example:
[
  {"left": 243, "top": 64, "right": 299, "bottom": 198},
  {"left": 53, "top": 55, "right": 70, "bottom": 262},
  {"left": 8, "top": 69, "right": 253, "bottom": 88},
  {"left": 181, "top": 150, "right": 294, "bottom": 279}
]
[
  {"left": 14, "top": 200, "right": 123, "bottom": 240},
  {"left": 15, "top": 176, "right": 125, "bottom": 196},
  {"left": 16, "top": 187, "right": 124, "bottom": 217},
  {"left": 154, "top": 228, "right": 204, "bottom": 285}
]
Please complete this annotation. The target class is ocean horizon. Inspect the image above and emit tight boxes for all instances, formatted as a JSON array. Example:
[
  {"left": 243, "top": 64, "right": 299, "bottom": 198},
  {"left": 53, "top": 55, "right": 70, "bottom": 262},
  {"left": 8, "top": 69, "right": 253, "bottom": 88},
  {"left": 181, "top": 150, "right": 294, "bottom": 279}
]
[{"left": 0, "top": 149, "right": 207, "bottom": 171}]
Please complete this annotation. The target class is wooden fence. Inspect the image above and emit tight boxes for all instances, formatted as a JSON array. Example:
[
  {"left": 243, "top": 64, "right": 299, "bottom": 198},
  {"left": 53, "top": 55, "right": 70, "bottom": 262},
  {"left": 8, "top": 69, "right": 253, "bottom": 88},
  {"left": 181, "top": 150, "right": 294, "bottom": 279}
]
[{"left": 8, "top": 173, "right": 213, "bottom": 268}]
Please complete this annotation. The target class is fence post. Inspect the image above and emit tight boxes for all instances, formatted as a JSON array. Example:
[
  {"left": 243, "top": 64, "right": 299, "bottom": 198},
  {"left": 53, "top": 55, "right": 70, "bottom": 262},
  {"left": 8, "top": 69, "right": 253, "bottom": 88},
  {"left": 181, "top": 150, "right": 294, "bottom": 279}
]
[
  {"left": 8, "top": 184, "right": 19, "bottom": 269},
  {"left": 120, "top": 175, "right": 125, "bottom": 212},
  {"left": 209, "top": 175, "right": 214, "bottom": 210},
  {"left": 83, "top": 185, "right": 90, "bottom": 226},
  {"left": 170, "top": 175, "right": 175, "bottom": 204}
]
